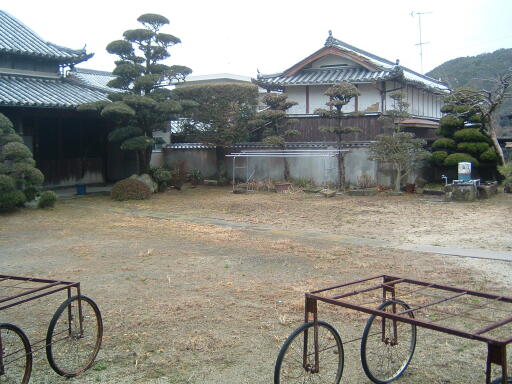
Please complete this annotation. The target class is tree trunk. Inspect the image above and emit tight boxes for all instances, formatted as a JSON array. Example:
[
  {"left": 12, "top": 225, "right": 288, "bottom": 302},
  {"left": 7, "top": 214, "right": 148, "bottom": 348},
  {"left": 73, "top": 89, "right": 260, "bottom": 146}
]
[
  {"left": 395, "top": 165, "right": 402, "bottom": 192},
  {"left": 338, "top": 153, "right": 345, "bottom": 190},
  {"left": 138, "top": 149, "right": 149, "bottom": 175},
  {"left": 283, "top": 158, "right": 290, "bottom": 181},
  {"left": 488, "top": 116, "right": 506, "bottom": 166},
  {"left": 215, "top": 146, "right": 227, "bottom": 182}
]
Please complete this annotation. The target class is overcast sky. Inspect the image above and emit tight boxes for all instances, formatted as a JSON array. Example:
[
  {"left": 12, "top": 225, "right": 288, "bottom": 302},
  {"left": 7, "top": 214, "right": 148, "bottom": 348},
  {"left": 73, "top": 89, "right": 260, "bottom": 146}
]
[{"left": 2, "top": 0, "right": 511, "bottom": 78}]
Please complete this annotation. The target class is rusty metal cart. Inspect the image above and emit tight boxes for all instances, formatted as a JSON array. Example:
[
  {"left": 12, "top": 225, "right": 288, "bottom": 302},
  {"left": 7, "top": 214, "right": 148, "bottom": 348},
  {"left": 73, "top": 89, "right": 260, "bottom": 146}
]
[
  {"left": 0, "top": 274, "right": 103, "bottom": 383},
  {"left": 274, "top": 275, "right": 512, "bottom": 384}
]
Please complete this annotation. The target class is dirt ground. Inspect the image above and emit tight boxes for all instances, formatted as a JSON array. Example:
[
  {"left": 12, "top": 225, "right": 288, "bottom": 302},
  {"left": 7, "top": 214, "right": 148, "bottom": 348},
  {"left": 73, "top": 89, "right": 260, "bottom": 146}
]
[{"left": 0, "top": 187, "right": 511, "bottom": 384}]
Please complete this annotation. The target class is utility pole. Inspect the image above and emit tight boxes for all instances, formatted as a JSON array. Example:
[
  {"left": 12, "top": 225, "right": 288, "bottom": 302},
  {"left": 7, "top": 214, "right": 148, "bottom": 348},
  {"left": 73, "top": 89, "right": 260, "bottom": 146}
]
[{"left": 411, "top": 11, "right": 432, "bottom": 74}]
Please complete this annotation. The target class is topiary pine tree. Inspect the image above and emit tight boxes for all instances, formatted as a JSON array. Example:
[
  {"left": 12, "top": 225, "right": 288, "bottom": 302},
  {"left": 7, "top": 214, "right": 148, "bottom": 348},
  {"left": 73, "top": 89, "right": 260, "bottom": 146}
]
[
  {"left": 314, "top": 82, "right": 360, "bottom": 189},
  {"left": 369, "top": 92, "right": 429, "bottom": 192},
  {"left": 0, "top": 113, "right": 44, "bottom": 210},
  {"left": 251, "top": 93, "right": 299, "bottom": 180},
  {"left": 78, "top": 13, "right": 193, "bottom": 175},
  {"left": 431, "top": 87, "right": 498, "bottom": 175}
]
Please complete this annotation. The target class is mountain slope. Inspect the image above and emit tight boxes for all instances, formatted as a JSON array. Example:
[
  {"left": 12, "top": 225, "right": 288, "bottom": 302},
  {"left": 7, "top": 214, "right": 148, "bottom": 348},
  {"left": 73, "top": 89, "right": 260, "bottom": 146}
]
[{"left": 427, "top": 48, "right": 512, "bottom": 136}]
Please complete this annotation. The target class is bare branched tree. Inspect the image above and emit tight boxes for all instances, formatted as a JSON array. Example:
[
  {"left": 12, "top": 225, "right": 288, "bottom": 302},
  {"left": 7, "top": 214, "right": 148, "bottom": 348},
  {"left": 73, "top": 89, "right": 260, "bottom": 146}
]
[{"left": 447, "top": 69, "right": 512, "bottom": 165}]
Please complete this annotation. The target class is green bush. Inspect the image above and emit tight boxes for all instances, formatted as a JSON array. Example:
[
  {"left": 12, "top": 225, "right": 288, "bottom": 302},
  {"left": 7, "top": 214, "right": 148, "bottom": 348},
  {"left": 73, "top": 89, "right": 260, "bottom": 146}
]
[
  {"left": 480, "top": 148, "right": 498, "bottom": 162},
  {"left": 111, "top": 178, "right": 151, "bottom": 201},
  {"left": 443, "top": 153, "right": 479, "bottom": 167},
  {"left": 189, "top": 169, "right": 203, "bottom": 185},
  {"left": 0, "top": 174, "right": 15, "bottom": 192},
  {"left": 456, "top": 142, "right": 490, "bottom": 154},
  {"left": 432, "top": 138, "right": 456, "bottom": 150},
  {"left": 1, "top": 142, "right": 32, "bottom": 160},
  {"left": 150, "top": 167, "right": 173, "bottom": 192},
  {"left": 23, "top": 186, "right": 39, "bottom": 202},
  {"left": 430, "top": 151, "right": 448, "bottom": 166},
  {"left": 37, "top": 191, "right": 57, "bottom": 208},
  {"left": 437, "top": 115, "right": 464, "bottom": 137},
  {"left": 453, "top": 128, "right": 487, "bottom": 142},
  {"left": 0, "top": 190, "right": 26, "bottom": 211}
]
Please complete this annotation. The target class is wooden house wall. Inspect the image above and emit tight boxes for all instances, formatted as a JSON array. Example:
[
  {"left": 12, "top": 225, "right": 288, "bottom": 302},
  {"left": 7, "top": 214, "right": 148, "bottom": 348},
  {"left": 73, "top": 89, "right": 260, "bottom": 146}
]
[{"left": 285, "top": 115, "right": 438, "bottom": 142}]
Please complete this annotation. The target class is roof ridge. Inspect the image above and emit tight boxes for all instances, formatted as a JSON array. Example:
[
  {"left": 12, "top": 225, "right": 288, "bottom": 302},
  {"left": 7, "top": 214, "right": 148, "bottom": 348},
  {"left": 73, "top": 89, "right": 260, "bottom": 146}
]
[
  {"left": 0, "top": 10, "right": 92, "bottom": 64},
  {"left": 73, "top": 67, "right": 113, "bottom": 76}
]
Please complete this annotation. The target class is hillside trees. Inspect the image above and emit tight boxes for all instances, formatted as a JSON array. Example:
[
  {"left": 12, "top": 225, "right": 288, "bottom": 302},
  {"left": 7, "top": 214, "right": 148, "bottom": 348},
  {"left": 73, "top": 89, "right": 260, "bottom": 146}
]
[
  {"left": 0, "top": 113, "right": 44, "bottom": 210},
  {"left": 79, "top": 13, "right": 192, "bottom": 174},
  {"left": 314, "top": 82, "right": 360, "bottom": 188}
]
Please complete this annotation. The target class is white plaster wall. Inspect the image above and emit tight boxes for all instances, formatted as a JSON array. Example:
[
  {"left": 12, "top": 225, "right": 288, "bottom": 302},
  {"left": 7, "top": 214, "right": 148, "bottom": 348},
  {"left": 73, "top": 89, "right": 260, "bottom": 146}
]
[
  {"left": 309, "top": 85, "right": 330, "bottom": 113},
  {"left": 357, "top": 84, "right": 381, "bottom": 112},
  {"left": 285, "top": 86, "right": 307, "bottom": 114},
  {"left": 311, "top": 55, "right": 360, "bottom": 68}
]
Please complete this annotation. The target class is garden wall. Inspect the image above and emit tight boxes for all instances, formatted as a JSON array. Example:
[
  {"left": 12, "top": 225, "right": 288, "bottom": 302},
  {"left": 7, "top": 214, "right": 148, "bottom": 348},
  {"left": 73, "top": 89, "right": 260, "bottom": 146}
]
[{"left": 163, "top": 144, "right": 382, "bottom": 187}]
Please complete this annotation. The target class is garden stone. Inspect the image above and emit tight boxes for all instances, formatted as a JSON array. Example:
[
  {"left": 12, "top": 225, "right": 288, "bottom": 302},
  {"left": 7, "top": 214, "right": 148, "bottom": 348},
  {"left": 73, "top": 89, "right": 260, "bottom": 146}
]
[
  {"left": 477, "top": 182, "right": 497, "bottom": 199},
  {"left": 451, "top": 184, "right": 477, "bottom": 202},
  {"left": 130, "top": 174, "right": 157, "bottom": 193},
  {"left": 204, "top": 179, "right": 218, "bottom": 186}
]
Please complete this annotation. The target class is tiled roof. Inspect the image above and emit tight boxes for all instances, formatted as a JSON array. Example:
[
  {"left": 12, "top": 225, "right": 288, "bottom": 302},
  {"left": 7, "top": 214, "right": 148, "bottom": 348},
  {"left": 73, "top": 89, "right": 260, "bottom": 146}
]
[
  {"left": 0, "top": 10, "right": 91, "bottom": 64},
  {"left": 257, "top": 33, "right": 449, "bottom": 93},
  {"left": 258, "top": 68, "right": 398, "bottom": 86},
  {"left": 0, "top": 74, "right": 109, "bottom": 108},
  {"left": 69, "top": 68, "right": 116, "bottom": 93}
]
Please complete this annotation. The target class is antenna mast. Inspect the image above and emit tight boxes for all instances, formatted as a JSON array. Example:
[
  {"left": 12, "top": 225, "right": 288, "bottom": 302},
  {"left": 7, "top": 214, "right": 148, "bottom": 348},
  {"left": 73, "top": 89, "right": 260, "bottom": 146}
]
[{"left": 411, "top": 11, "right": 432, "bottom": 74}]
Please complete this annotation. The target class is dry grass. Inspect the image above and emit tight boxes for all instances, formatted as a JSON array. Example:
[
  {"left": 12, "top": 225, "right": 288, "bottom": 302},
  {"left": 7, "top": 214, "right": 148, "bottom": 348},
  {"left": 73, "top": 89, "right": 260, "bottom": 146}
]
[{"left": 0, "top": 186, "right": 510, "bottom": 383}]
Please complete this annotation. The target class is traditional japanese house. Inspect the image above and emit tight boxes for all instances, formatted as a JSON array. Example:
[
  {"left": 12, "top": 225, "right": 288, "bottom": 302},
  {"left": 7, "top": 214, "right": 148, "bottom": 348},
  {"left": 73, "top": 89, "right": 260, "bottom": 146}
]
[
  {"left": 255, "top": 32, "right": 450, "bottom": 142},
  {"left": 0, "top": 10, "right": 121, "bottom": 187}
]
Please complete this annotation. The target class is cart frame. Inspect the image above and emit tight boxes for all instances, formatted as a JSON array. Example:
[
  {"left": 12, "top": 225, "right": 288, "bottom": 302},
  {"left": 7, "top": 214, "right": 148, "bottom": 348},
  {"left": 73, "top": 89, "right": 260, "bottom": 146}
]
[{"left": 303, "top": 274, "right": 512, "bottom": 383}]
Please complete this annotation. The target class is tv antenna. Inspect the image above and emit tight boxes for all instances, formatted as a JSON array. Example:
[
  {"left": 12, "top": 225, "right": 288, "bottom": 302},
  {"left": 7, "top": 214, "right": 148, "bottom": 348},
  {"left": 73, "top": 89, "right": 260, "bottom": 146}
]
[{"left": 411, "top": 11, "right": 432, "bottom": 74}]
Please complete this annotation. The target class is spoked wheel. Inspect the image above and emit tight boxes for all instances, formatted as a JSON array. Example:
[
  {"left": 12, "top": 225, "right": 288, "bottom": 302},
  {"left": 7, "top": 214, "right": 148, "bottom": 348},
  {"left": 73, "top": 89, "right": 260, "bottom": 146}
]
[
  {"left": 274, "top": 321, "right": 344, "bottom": 384},
  {"left": 361, "top": 300, "right": 417, "bottom": 384},
  {"left": 0, "top": 323, "right": 32, "bottom": 384},
  {"left": 46, "top": 295, "right": 103, "bottom": 377}
]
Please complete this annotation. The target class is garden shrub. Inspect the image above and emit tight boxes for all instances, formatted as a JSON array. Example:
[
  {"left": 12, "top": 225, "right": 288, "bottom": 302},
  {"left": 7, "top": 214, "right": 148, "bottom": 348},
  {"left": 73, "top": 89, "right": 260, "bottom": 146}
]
[
  {"left": 189, "top": 169, "right": 203, "bottom": 185},
  {"left": 23, "top": 186, "right": 38, "bottom": 202},
  {"left": 432, "top": 138, "right": 456, "bottom": 150},
  {"left": 150, "top": 167, "right": 173, "bottom": 192},
  {"left": 1, "top": 142, "right": 33, "bottom": 160},
  {"left": 37, "top": 191, "right": 57, "bottom": 208},
  {"left": 430, "top": 151, "right": 448, "bottom": 166},
  {"left": 453, "top": 128, "right": 488, "bottom": 142},
  {"left": 0, "top": 190, "right": 26, "bottom": 211},
  {"left": 437, "top": 115, "right": 464, "bottom": 137},
  {"left": 111, "top": 178, "right": 151, "bottom": 201},
  {"left": 443, "top": 153, "right": 479, "bottom": 167},
  {"left": 456, "top": 142, "right": 490, "bottom": 155},
  {"left": 0, "top": 174, "right": 15, "bottom": 192},
  {"left": 480, "top": 148, "right": 498, "bottom": 162}
]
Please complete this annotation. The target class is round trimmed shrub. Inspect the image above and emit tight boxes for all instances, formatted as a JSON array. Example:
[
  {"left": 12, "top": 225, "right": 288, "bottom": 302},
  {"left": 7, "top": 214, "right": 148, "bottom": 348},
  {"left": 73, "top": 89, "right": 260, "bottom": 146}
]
[
  {"left": 0, "top": 174, "right": 15, "bottom": 192},
  {"left": 437, "top": 115, "right": 464, "bottom": 137},
  {"left": 443, "top": 153, "right": 479, "bottom": 167},
  {"left": 453, "top": 128, "right": 487, "bottom": 142},
  {"left": 0, "top": 190, "right": 26, "bottom": 211},
  {"left": 111, "top": 178, "right": 151, "bottom": 201},
  {"left": 1, "top": 142, "right": 32, "bottom": 160},
  {"left": 432, "top": 138, "right": 456, "bottom": 150},
  {"left": 456, "top": 142, "right": 490, "bottom": 154},
  {"left": 23, "top": 187, "right": 38, "bottom": 202},
  {"left": 38, "top": 191, "right": 57, "bottom": 208},
  {"left": 430, "top": 151, "right": 448, "bottom": 166},
  {"left": 480, "top": 148, "right": 498, "bottom": 162}
]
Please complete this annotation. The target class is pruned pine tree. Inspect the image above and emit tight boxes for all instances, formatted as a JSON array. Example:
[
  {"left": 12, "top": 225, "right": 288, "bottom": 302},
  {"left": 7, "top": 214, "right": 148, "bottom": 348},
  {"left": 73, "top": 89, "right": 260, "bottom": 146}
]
[
  {"left": 314, "top": 82, "right": 360, "bottom": 189},
  {"left": 253, "top": 93, "right": 299, "bottom": 180},
  {"left": 369, "top": 92, "right": 429, "bottom": 191},
  {"left": 78, "top": 13, "right": 192, "bottom": 174},
  {"left": 0, "top": 113, "right": 44, "bottom": 210}
]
